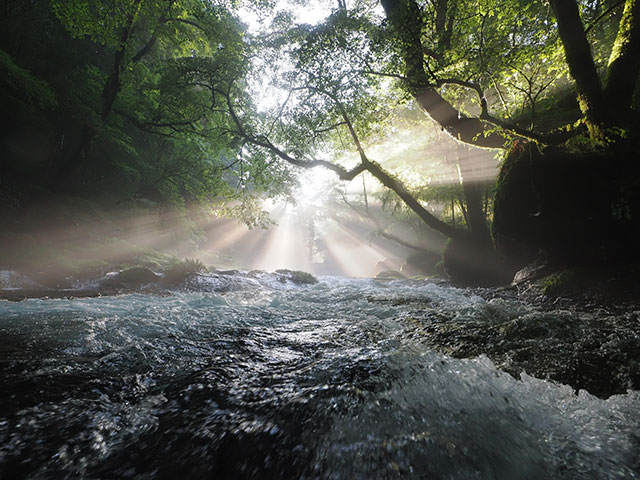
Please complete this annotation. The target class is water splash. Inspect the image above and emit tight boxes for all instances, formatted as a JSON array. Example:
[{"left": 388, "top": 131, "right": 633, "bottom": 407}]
[{"left": 0, "top": 278, "right": 638, "bottom": 478}]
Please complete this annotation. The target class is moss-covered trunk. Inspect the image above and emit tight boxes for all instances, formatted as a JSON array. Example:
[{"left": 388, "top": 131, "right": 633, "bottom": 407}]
[
  {"left": 492, "top": 142, "right": 638, "bottom": 271},
  {"left": 491, "top": 0, "right": 640, "bottom": 275},
  {"left": 605, "top": 0, "right": 640, "bottom": 123},
  {"left": 550, "top": 0, "right": 640, "bottom": 138},
  {"left": 548, "top": 0, "right": 608, "bottom": 137}
]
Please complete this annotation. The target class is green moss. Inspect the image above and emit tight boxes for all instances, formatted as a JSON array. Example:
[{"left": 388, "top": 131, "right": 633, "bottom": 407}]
[
  {"left": 563, "top": 131, "right": 597, "bottom": 153},
  {"left": 442, "top": 234, "right": 509, "bottom": 286},
  {"left": 492, "top": 142, "right": 541, "bottom": 255},
  {"left": 493, "top": 141, "right": 630, "bottom": 266},
  {"left": 538, "top": 270, "right": 579, "bottom": 296}
]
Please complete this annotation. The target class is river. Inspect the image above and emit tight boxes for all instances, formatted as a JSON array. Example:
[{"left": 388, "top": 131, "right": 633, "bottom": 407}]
[{"left": 0, "top": 275, "right": 638, "bottom": 479}]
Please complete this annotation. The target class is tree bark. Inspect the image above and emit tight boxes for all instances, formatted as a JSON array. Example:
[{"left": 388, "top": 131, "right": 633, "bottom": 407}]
[
  {"left": 548, "top": 0, "right": 608, "bottom": 135},
  {"left": 605, "top": 0, "right": 640, "bottom": 121},
  {"left": 364, "top": 160, "right": 462, "bottom": 238},
  {"left": 53, "top": 0, "right": 167, "bottom": 182},
  {"left": 435, "top": 0, "right": 454, "bottom": 49},
  {"left": 414, "top": 88, "right": 506, "bottom": 148},
  {"left": 340, "top": 188, "right": 438, "bottom": 254},
  {"left": 261, "top": 140, "right": 462, "bottom": 239},
  {"left": 101, "top": 0, "right": 143, "bottom": 120}
]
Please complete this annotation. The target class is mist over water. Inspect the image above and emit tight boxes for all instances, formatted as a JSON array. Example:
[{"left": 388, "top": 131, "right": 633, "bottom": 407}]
[{"left": 1, "top": 276, "right": 638, "bottom": 479}]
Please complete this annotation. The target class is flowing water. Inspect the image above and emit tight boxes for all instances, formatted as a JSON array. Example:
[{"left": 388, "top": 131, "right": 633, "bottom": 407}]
[{"left": 0, "top": 275, "right": 638, "bottom": 479}]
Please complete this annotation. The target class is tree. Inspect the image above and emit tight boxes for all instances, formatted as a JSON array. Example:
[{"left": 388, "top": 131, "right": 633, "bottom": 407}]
[
  {"left": 4, "top": 0, "right": 637, "bottom": 281},
  {"left": 0, "top": 0, "right": 298, "bottom": 221},
  {"left": 49, "top": 0, "right": 235, "bottom": 177},
  {"left": 213, "top": 0, "right": 640, "bottom": 282},
  {"left": 205, "top": 3, "right": 501, "bottom": 280}
]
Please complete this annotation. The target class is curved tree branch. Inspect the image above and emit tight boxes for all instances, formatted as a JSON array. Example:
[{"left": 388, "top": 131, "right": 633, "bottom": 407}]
[
  {"left": 434, "top": 78, "right": 583, "bottom": 144},
  {"left": 218, "top": 82, "right": 462, "bottom": 239},
  {"left": 307, "top": 86, "right": 369, "bottom": 164},
  {"left": 585, "top": 0, "right": 625, "bottom": 34},
  {"left": 379, "top": 0, "right": 512, "bottom": 149}
]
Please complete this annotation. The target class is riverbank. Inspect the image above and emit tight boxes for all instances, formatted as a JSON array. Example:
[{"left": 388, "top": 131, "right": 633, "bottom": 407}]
[
  {"left": 0, "top": 266, "right": 318, "bottom": 300},
  {"left": 416, "top": 284, "right": 640, "bottom": 399}
]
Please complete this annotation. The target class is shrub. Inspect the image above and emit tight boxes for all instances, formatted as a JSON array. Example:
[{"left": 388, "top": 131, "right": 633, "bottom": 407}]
[
  {"left": 164, "top": 258, "right": 208, "bottom": 283},
  {"left": 275, "top": 269, "right": 318, "bottom": 284}
]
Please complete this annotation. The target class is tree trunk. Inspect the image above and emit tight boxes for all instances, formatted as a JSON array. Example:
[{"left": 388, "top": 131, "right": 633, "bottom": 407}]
[
  {"left": 101, "top": 42, "right": 128, "bottom": 121},
  {"left": 364, "top": 160, "right": 462, "bottom": 239},
  {"left": 605, "top": 0, "right": 640, "bottom": 121},
  {"left": 548, "top": 0, "right": 608, "bottom": 137},
  {"left": 435, "top": 0, "right": 454, "bottom": 49},
  {"left": 451, "top": 197, "right": 455, "bottom": 227},
  {"left": 380, "top": 0, "right": 508, "bottom": 149},
  {"left": 51, "top": 124, "right": 95, "bottom": 182},
  {"left": 53, "top": 0, "right": 149, "bottom": 182},
  {"left": 457, "top": 144, "right": 493, "bottom": 247}
]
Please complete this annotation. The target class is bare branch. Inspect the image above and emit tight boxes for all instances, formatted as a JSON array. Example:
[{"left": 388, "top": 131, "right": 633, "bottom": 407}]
[
  {"left": 218, "top": 85, "right": 367, "bottom": 180},
  {"left": 218, "top": 81, "right": 461, "bottom": 238},
  {"left": 338, "top": 188, "right": 433, "bottom": 253},
  {"left": 132, "top": 34, "right": 158, "bottom": 63},
  {"left": 114, "top": 108, "right": 201, "bottom": 137},
  {"left": 490, "top": 75, "right": 512, "bottom": 118},
  {"left": 585, "top": 0, "right": 625, "bottom": 34},
  {"left": 306, "top": 86, "right": 370, "bottom": 164},
  {"left": 267, "top": 87, "right": 296, "bottom": 136}
]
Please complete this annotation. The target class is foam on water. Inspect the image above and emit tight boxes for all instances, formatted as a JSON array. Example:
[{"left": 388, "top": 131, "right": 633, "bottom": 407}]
[{"left": 0, "top": 277, "right": 638, "bottom": 478}]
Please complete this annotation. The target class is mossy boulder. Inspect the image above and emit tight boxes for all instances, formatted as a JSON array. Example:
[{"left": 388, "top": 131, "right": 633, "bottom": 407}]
[
  {"left": 511, "top": 260, "right": 554, "bottom": 285},
  {"left": 115, "top": 267, "right": 160, "bottom": 286},
  {"left": 493, "top": 141, "right": 633, "bottom": 267},
  {"left": 375, "top": 269, "right": 406, "bottom": 280},
  {"left": 163, "top": 258, "right": 208, "bottom": 285},
  {"left": 491, "top": 142, "right": 542, "bottom": 266},
  {"left": 538, "top": 270, "right": 580, "bottom": 297},
  {"left": 374, "top": 258, "right": 402, "bottom": 275}
]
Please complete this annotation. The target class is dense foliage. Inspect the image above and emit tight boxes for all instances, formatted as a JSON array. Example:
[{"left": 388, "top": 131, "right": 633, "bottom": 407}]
[
  {"left": 227, "top": 0, "right": 640, "bottom": 280},
  {"left": 0, "top": 0, "right": 295, "bottom": 219}
]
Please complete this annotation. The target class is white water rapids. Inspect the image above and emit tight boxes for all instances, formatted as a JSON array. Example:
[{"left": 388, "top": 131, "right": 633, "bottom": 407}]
[{"left": 0, "top": 275, "right": 638, "bottom": 478}]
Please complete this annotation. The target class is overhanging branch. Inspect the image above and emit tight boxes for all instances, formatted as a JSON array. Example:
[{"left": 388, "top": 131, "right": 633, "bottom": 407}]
[
  {"left": 434, "top": 78, "right": 583, "bottom": 144},
  {"left": 217, "top": 81, "right": 462, "bottom": 239}
]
